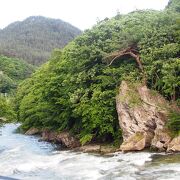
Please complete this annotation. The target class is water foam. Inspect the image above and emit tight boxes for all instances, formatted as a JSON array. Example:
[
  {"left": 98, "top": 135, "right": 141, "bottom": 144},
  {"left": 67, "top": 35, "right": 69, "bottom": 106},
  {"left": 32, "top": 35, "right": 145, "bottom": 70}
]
[{"left": 0, "top": 124, "right": 180, "bottom": 180}]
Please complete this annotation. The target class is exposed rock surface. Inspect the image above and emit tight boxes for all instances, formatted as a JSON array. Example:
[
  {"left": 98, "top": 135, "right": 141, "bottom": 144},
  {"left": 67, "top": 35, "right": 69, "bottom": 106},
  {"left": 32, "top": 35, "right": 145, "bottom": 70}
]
[
  {"left": 41, "top": 130, "right": 80, "bottom": 148},
  {"left": 120, "top": 132, "right": 153, "bottom": 151},
  {"left": 151, "top": 129, "right": 172, "bottom": 151},
  {"left": 0, "top": 117, "right": 7, "bottom": 122},
  {"left": 116, "top": 81, "right": 171, "bottom": 152},
  {"left": 25, "top": 128, "right": 116, "bottom": 153},
  {"left": 167, "top": 136, "right": 180, "bottom": 152},
  {"left": 78, "top": 145, "right": 101, "bottom": 153},
  {"left": 78, "top": 144, "right": 117, "bottom": 154},
  {"left": 100, "top": 145, "right": 117, "bottom": 154},
  {"left": 25, "top": 127, "right": 40, "bottom": 135}
]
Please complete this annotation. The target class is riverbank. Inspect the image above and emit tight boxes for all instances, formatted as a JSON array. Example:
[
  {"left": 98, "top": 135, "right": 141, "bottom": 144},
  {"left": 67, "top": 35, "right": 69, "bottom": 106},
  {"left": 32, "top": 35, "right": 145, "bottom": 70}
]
[
  {"left": 23, "top": 127, "right": 118, "bottom": 154},
  {"left": 22, "top": 125, "right": 180, "bottom": 155}
]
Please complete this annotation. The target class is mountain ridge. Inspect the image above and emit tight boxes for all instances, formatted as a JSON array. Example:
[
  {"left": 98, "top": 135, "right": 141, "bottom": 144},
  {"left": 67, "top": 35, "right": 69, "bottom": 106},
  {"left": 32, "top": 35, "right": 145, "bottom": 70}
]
[{"left": 0, "top": 16, "right": 82, "bottom": 65}]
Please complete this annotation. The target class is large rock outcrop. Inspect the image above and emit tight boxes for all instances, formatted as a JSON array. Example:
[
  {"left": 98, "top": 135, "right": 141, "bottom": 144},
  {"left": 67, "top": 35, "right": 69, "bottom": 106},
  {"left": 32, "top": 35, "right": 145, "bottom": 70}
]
[
  {"left": 151, "top": 129, "right": 172, "bottom": 151},
  {"left": 120, "top": 131, "right": 153, "bottom": 151},
  {"left": 116, "top": 81, "right": 172, "bottom": 152},
  {"left": 167, "top": 136, "right": 180, "bottom": 152}
]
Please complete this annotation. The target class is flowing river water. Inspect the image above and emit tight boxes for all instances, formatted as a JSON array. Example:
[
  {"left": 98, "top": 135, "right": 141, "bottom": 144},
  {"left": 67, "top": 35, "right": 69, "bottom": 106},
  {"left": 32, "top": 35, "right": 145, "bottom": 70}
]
[{"left": 0, "top": 123, "right": 180, "bottom": 180}]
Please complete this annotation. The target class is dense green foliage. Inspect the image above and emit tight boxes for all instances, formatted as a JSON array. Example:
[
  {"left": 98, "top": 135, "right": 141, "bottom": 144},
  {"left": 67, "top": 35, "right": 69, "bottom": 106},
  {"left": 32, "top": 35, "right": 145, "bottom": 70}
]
[
  {"left": 167, "top": 111, "right": 180, "bottom": 135},
  {"left": 0, "top": 55, "right": 34, "bottom": 93},
  {"left": 167, "top": 0, "right": 180, "bottom": 12},
  {"left": 16, "top": 1, "right": 180, "bottom": 144},
  {"left": 0, "top": 16, "right": 81, "bottom": 65},
  {"left": 0, "top": 96, "right": 16, "bottom": 121}
]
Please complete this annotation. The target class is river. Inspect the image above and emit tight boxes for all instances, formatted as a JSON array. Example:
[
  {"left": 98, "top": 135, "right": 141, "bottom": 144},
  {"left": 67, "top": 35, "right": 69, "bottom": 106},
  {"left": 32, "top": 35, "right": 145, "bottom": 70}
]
[{"left": 0, "top": 123, "right": 180, "bottom": 180}]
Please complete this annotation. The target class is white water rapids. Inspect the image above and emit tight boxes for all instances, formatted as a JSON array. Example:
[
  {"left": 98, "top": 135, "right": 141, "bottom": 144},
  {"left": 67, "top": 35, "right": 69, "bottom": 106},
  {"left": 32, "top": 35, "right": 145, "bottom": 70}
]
[{"left": 0, "top": 124, "right": 180, "bottom": 180}]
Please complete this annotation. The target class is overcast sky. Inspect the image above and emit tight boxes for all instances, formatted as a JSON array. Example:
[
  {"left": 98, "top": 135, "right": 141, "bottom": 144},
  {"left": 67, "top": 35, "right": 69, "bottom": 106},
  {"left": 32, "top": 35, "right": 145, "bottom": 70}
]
[{"left": 0, "top": 0, "right": 169, "bottom": 30}]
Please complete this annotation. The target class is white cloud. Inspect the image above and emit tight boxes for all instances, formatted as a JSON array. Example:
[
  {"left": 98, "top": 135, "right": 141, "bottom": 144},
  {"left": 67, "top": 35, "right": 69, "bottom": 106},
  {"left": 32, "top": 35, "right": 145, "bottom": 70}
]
[{"left": 0, "top": 0, "right": 169, "bottom": 30}]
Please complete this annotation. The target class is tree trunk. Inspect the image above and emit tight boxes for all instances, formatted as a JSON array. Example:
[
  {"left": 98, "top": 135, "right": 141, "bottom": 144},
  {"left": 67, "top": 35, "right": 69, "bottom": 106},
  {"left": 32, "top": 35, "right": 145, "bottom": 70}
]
[{"left": 105, "top": 47, "right": 146, "bottom": 83}]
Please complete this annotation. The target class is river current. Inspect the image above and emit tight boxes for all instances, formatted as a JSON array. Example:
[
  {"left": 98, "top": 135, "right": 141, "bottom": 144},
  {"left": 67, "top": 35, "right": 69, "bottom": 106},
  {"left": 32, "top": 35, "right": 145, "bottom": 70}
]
[{"left": 0, "top": 123, "right": 180, "bottom": 180}]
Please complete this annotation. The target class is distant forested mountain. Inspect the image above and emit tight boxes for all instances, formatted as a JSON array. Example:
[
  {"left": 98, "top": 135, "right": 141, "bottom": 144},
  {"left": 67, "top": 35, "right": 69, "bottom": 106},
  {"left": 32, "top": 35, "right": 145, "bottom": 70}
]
[{"left": 0, "top": 16, "right": 81, "bottom": 65}]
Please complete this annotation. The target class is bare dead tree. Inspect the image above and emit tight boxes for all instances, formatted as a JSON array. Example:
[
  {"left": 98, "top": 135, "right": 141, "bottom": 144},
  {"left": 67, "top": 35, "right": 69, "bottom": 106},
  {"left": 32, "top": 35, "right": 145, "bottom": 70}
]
[{"left": 104, "top": 46, "right": 146, "bottom": 83}]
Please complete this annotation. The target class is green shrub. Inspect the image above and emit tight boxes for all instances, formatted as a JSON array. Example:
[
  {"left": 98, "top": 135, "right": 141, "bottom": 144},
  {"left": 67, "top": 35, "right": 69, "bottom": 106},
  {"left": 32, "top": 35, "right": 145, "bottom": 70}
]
[{"left": 167, "top": 111, "right": 180, "bottom": 135}]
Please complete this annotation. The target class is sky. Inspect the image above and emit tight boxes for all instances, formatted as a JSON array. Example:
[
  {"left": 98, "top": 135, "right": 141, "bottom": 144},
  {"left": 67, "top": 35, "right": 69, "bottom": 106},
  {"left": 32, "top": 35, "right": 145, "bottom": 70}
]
[{"left": 0, "top": 0, "right": 169, "bottom": 30}]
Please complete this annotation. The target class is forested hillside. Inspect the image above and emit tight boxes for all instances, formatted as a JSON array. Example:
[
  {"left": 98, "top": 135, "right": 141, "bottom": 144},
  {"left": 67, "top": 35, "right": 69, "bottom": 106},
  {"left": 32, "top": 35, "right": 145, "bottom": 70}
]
[
  {"left": 0, "top": 55, "right": 34, "bottom": 121},
  {"left": 0, "top": 55, "right": 34, "bottom": 94},
  {"left": 16, "top": 0, "right": 180, "bottom": 145},
  {"left": 0, "top": 16, "right": 81, "bottom": 65},
  {"left": 166, "top": 0, "right": 180, "bottom": 11}
]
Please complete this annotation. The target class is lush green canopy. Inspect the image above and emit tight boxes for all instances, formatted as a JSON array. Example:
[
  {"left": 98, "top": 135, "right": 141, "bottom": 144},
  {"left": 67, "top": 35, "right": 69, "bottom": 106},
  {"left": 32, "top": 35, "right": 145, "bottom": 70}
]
[{"left": 16, "top": 1, "right": 180, "bottom": 144}]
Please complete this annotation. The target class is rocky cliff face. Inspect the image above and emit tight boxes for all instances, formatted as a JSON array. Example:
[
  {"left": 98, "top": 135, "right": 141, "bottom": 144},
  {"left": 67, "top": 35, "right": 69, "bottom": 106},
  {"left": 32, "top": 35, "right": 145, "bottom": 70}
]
[{"left": 116, "top": 81, "right": 179, "bottom": 152}]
